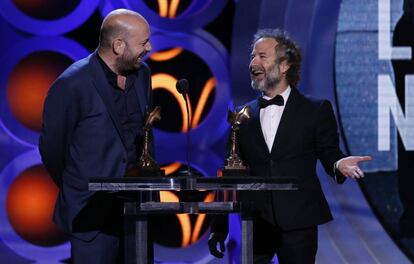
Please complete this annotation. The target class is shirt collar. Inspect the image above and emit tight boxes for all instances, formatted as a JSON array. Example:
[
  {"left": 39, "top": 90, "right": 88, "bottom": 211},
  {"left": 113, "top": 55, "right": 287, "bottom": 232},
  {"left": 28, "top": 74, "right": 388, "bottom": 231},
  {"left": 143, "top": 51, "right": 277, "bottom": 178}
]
[
  {"left": 97, "top": 53, "right": 118, "bottom": 88},
  {"left": 263, "top": 86, "right": 291, "bottom": 103}
]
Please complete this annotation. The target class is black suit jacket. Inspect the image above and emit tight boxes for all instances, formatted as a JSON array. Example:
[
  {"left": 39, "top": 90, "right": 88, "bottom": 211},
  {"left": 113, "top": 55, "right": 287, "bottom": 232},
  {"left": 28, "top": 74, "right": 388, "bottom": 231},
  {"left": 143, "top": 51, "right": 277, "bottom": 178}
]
[
  {"left": 214, "top": 88, "right": 346, "bottom": 233},
  {"left": 39, "top": 52, "right": 152, "bottom": 241}
]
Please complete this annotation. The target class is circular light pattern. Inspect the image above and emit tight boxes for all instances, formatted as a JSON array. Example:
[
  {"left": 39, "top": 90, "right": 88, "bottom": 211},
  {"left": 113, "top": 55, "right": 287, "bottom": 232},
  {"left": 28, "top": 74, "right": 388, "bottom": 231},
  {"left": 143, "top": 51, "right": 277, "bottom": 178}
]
[
  {"left": 143, "top": 0, "right": 192, "bottom": 19},
  {"left": 151, "top": 73, "right": 193, "bottom": 132},
  {"left": 0, "top": 150, "right": 70, "bottom": 262},
  {"left": 7, "top": 52, "right": 73, "bottom": 132},
  {"left": 11, "top": 0, "right": 81, "bottom": 20},
  {"left": 149, "top": 50, "right": 215, "bottom": 132},
  {"left": 0, "top": 0, "right": 99, "bottom": 35},
  {"left": 108, "top": 0, "right": 228, "bottom": 31},
  {"left": 154, "top": 150, "right": 223, "bottom": 262},
  {"left": 0, "top": 36, "right": 89, "bottom": 147},
  {"left": 150, "top": 30, "right": 231, "bottom": 156},
  {"left": 6, "top": 165, "right": 67, "bottom": 246},
  {"left": 154, "top": 184, "right": 214, "bottom": 248},
  {"left": 0, "top": 2, "right": 234, "bottom": 262}
]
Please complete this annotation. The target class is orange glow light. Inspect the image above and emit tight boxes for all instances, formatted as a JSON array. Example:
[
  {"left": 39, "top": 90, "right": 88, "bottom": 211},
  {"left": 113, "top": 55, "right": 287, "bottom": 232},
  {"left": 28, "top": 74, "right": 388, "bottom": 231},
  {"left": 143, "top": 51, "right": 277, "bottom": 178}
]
[
  {"left": 161, "top": 162, "right": 182, "bottom": 175},
  {"left": 6, "top": 165, "right": 67, "bottom": 246},
  {"left": 159, "top": 191, "right": 192, "bottom": 247},
  {"left": 159, "top": 190, "right": 179, "bottom": 203},
  {"left": 157, "top": 0, "right": 168, "bottom": 17},
  {"left": 8, "top": 64, "right": 56, "bottom": 131},
  {"left": 178, "top": 213, "right": 191, "bottom": 247},
  {"left": 7, "top": 52, "right": 70, "bottom": 132},
  {"left": 152, "top": 73, "right": 192, "bottom": 132},
  {"left": 169, "top": 0, "right": 180, "bottom": 18},
  {"left": 191, "top": 192, "right": 215, "bottom": 243},
  {"left": 192, "top": 77, "right": 216, "bottom": 128},
  {"left": 157, "top": 0, "right": 180, "bottom": 18},
  {"left": 150, "top": 48, "right": 183, "bottom": 62}
]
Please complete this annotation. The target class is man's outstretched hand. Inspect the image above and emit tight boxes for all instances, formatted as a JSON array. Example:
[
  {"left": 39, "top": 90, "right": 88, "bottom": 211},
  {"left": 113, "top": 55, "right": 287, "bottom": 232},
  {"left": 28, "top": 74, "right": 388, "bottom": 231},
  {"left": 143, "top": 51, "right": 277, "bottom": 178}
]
[
  {"left": 337, "top": 156, "right": 372, "bottom": 179},
  {"left": 208, "top": 232, "right": 227, "bottom": 258}
]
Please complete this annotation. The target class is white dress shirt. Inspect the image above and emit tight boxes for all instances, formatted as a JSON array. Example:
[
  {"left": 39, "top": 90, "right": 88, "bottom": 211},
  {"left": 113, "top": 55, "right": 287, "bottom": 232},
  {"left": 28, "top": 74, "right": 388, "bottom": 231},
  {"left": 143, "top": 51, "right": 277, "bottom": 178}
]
[{"left": 260, "top": 86, "right": 291, "bottom": 152}]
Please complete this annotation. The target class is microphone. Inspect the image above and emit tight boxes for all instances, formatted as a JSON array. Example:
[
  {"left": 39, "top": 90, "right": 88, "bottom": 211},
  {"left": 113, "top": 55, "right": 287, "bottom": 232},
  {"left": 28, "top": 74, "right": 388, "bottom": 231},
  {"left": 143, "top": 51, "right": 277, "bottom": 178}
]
[
  {"left": 176, "top": 79, "right": 192, "bottom": 177},
  {"left": 176, "top": 78, "right": 189, "bottom": 95}
]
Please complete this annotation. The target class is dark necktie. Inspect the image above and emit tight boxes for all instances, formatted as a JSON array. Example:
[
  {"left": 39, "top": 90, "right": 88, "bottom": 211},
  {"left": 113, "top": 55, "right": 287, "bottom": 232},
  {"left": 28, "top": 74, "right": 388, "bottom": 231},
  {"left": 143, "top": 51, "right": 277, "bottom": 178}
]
[{"left": 258, "top": 95, "right": 284, "bottom": 108}]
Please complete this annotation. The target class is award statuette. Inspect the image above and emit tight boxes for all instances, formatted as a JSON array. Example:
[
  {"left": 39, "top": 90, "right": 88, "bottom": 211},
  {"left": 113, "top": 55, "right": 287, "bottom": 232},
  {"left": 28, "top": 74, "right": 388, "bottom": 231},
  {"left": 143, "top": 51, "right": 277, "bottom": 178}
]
[
  {"left": 222, "top": 106, "right": 251, "bottom": 176},
  {"left": 127, "top": 106, "right": 165, "bottom": 177}
]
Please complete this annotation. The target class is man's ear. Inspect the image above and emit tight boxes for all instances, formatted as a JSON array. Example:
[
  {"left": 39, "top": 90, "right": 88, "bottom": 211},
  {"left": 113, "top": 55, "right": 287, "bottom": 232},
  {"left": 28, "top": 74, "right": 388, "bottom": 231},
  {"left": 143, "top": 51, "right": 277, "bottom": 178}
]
[
  {"left": 279, "top": 60, "right": 290, "bottom": 74},
  {"left": 112, "top": 39, "right": 125, "bottom": 55}
]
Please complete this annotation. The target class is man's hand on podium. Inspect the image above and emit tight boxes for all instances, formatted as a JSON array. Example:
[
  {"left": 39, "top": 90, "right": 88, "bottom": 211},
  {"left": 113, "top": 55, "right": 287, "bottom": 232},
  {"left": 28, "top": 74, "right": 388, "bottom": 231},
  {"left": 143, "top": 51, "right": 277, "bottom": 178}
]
[{"left": 208, "top": 232, "right": 227, "bottom": 258}]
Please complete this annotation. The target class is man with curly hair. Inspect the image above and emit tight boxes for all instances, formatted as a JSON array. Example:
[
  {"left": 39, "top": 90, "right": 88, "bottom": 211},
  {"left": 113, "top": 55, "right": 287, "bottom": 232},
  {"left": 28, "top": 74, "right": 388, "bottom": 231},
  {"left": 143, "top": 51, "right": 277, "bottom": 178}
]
[{"left": 209, "top": 28, "right": 371, "bottom": 263}]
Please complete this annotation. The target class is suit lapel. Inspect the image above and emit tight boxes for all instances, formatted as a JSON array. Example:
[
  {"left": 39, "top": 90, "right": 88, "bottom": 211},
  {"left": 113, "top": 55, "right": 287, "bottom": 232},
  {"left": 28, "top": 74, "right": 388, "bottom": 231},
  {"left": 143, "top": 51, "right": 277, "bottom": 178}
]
[
  {"left": 270, "top": 88, "right": 302, "bottom": 157},
  {"left": 89, "top": 52, "right": 127, "bottom": 148}
]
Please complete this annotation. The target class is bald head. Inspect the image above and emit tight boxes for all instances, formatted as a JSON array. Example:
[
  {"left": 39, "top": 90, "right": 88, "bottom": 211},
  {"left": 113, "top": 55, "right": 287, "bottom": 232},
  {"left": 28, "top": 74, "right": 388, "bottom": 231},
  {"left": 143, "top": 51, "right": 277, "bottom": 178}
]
[
  {"left": 99, "top": 9, "right": 149, "bottom": 50},
  {"left": 97, "top": 9, "right": 151, "bottom": 75}
]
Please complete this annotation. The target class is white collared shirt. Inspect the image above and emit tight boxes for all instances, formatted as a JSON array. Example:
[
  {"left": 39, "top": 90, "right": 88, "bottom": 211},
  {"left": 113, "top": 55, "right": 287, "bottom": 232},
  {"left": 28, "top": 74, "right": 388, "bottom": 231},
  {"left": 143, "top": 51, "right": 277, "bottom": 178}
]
[{"left": 260, "top": 86, "right": 291, "bottom": 152}]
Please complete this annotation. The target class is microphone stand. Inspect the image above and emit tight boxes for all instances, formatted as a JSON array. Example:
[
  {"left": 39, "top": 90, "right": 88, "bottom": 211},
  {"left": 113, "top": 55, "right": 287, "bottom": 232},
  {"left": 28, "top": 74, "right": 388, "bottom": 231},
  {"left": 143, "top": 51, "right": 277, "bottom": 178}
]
[
  {"left": 183, "top": 93, "right": 192, "bottom": 178},
  {"left": 176, "top": 79, "right": 196, "bottom": 179}
]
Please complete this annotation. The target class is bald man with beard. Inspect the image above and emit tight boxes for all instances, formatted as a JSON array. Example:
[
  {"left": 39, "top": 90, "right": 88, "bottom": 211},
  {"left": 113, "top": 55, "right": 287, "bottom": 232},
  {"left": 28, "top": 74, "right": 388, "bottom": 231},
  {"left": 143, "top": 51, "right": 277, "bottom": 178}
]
[{"left": 39, "top": 9, "right": 154, "bottom": 263}]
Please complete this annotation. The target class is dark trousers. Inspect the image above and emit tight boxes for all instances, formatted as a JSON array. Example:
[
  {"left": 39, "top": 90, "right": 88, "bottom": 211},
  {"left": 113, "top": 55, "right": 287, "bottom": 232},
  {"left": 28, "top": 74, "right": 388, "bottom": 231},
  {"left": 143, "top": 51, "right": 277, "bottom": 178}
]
[
  {"left": 253, "top": 217, "right": 317, "bottom": 264},
  {"left": 69, "top": 193, "right": 125, "bottom": 264},
  {"left": 69, "top": 193, "right": 155, "bottom": 264},
  {"left": 70, "top": 232, "right": 123, "bottom": 264},
  {"left": 70, "top": 222, "right": 155, "bottom": 264}
]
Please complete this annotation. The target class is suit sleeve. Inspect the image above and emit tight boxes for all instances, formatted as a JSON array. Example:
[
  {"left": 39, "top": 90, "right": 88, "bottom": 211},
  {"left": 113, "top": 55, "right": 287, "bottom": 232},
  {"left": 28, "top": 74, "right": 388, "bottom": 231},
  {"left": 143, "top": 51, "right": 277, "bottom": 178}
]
[
  {"left": 211, "top": 214, "right": 229, "bottom": 235},
  {"left": 39, "top": 78, "right": 79, "bottom": 186},
  {"left": 314, "top": 100, "right": 346, "bottom": 178}
]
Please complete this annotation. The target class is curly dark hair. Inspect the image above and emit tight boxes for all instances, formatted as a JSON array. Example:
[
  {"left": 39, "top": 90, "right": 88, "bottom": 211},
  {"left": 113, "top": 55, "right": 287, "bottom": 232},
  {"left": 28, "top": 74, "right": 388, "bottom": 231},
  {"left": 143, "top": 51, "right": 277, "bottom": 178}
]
[{"left": 252, "top": 28, "right": 302, "bottom": 87}]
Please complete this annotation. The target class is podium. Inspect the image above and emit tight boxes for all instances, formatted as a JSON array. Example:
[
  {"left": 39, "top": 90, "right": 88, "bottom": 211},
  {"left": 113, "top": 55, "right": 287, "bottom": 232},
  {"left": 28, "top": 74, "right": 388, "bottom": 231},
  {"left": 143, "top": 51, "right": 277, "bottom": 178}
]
[{"left": 89, "top": 176, "right": 297, "bottom": 264}]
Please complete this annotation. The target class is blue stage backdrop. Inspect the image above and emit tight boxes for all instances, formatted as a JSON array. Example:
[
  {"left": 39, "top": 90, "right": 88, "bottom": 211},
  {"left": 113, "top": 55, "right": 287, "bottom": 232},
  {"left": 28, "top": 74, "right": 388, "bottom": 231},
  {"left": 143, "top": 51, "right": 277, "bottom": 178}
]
[{"left": 0, "top": 0, "right": 413, "bottom": 263}]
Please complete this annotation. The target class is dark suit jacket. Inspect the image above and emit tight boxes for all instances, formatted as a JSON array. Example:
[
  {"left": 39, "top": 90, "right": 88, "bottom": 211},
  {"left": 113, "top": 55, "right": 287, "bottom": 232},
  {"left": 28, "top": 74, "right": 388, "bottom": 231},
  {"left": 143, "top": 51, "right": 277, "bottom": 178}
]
[
  {"left": 39, "top": 52, "right": 152, "bottom": 241},
  {"left": 214, "top": 88, "right": 346, "bottom": 233}
]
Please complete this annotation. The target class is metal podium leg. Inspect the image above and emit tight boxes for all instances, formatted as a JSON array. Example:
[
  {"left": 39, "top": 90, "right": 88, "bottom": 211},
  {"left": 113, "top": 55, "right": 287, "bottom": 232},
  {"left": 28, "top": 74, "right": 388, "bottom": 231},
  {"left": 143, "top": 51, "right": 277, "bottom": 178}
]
[
  {"left": 125, "top": 215, "right": 148, "bottom": 264},
  {"left": 241, "top": 216, "right": 253, "bottom": 264}
]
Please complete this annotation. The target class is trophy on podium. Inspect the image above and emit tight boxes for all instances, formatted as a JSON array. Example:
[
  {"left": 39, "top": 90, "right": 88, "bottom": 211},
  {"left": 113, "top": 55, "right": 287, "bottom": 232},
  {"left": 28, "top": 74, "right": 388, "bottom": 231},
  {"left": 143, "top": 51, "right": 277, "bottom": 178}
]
[
  {"left": 127, "top": 106, "right": 165, "bottom": 177},
  {"left": 222, "top": 106, "right": 251, "bottom": 176}
]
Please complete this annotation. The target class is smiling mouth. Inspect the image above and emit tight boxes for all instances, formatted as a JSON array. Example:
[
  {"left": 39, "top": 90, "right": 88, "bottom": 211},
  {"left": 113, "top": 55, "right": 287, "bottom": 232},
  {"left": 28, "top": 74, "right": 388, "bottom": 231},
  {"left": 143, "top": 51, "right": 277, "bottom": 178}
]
[
  {"left": 251, "top": 69, "right": 265, "bottom": 78},
  {"left": 137, "top": 52, "right": 148, "bottom": 63}
]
